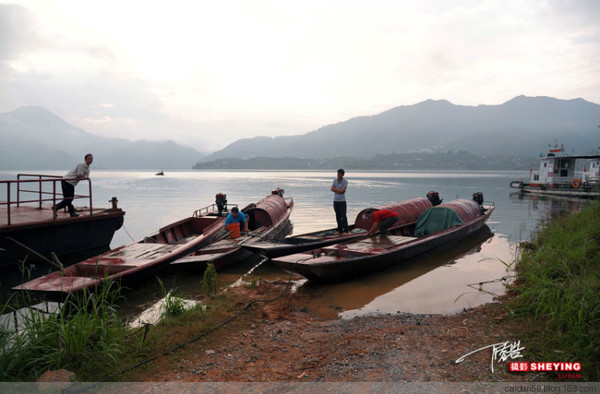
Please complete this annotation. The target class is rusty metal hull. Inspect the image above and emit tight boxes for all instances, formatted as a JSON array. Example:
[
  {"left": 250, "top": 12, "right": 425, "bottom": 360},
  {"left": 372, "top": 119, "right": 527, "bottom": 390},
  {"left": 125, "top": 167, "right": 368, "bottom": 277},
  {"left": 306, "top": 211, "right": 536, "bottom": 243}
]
[
  {"left": 272, "top": 200, "right": 494, "bottom": 283},
  {"left": 241, "top": 197, "right": 433, "bottom": 259}
]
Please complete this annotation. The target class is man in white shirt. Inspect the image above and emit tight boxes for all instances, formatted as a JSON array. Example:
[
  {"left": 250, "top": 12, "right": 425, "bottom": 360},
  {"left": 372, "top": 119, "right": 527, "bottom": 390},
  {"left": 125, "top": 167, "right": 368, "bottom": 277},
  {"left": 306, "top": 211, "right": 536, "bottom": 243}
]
[
  {"left": 331, "top": 168, "right": 349, "bottom": 234},
  {"left": 53, "top": 154, "right": 93, "bottom": 217}
]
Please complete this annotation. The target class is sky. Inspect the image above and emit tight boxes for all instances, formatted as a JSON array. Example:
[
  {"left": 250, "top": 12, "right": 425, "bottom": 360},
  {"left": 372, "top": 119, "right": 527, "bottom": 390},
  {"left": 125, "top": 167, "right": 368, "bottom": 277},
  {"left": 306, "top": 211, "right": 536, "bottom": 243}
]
[{"left": 1, "top": 0, "right": 599, "bottom": 153}]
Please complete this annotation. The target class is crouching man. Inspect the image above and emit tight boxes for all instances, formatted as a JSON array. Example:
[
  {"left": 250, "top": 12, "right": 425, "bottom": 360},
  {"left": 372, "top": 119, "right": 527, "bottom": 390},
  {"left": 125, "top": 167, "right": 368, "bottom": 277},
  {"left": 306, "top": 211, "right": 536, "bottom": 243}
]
[
  {"left": 224, "top": 206, "right": 249, "bottom": 235},
  {"left": 365, "top": 209, "right": 399, "bottom": 236}
]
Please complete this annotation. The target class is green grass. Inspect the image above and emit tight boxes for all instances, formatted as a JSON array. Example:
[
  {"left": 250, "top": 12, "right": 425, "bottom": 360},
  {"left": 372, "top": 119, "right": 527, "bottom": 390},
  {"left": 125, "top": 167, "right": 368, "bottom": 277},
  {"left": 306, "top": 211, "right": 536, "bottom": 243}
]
[
  {"left": 1, "top": 267, "right": 231, "bottom": 382},
  {"left": 156, "top": 277, "right": 186, "bottom": 318},
  {"left": 510, "top": 200, "right": 600, "bottom": 381},
  {"left": 0, "top": 280, "right": 127, "bottom": 381},
  {"left": 201, "top": 263, "right": 217, "bottom": 295}
]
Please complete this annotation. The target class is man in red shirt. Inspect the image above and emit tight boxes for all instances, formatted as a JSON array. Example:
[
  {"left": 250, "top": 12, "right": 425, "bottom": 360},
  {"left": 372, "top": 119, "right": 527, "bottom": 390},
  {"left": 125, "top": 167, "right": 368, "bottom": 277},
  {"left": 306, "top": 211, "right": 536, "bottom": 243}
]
[{"left": 366, "top": 209, "right": 399, "bottom": 236}]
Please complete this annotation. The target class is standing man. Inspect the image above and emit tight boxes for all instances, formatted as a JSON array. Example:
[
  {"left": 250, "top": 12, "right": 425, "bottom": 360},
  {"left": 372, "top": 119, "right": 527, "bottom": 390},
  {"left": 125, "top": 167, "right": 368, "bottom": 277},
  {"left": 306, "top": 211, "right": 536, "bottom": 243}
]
[
  {"left": 331, "top": 168, "right": 349, "bottom": 234},
  {"left": 53, "top": 153, "right": 93, "bottom": 217}
]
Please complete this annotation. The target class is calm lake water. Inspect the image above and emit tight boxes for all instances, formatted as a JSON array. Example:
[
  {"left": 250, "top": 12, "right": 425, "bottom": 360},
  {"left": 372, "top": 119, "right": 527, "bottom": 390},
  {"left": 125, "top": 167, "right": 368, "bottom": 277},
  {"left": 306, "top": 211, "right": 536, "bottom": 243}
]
[{"left": 0, "top": 170, "right": 590, "bottom": 319}]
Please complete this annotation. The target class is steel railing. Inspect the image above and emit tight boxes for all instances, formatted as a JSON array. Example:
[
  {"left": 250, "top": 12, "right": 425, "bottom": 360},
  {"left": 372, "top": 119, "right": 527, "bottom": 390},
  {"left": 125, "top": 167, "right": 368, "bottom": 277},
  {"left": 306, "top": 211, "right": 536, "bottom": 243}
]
[
  {"left": 192, "top": 203, "right": 238, "bottom": 218},
  {"left": 1, "top": 174, "right": 93, "bottom": 226}
]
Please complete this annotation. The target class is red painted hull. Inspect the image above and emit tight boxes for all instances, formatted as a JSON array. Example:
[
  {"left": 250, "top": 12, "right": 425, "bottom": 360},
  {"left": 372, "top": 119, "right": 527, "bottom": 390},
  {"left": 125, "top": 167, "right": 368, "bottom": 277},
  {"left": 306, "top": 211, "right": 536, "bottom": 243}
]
[
  {"left": 272, "top": 200, "right": 494, "bottom": 283},
  {"left": 171, "top": 194, "right": 294, "bottom": 271},
  {"left": 241, "top": 197, "right": 433, "bottom": 259}
]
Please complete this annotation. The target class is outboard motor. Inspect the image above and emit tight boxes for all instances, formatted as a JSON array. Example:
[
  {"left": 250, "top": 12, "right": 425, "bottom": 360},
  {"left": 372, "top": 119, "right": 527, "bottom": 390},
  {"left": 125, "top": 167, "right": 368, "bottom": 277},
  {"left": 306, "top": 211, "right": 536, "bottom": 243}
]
[
  {"left": 472, "top": 192, "right": 484, "bottom": 205},
  {"left": 215, "top": 193, "right": 227, "bottom": 216},
  {"left": 473, "top": 192, "right": 486, "bottom": 213},
  {"left": 426, "top": 191, "right": 442, "bottom": 206},
  {"left": 272, "top": 188, "right": 285, "bottom": 197}
]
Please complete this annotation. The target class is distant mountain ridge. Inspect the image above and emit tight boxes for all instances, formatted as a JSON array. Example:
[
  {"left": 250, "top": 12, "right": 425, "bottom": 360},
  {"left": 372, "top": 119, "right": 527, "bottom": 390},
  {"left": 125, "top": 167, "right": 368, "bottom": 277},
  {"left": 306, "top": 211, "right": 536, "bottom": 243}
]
[
  {"left": 203, "top": 96, "right": 600, "bottom": 162},
  {"left": 0, "top": 106, "right": 205, "bottom": 170},
  {"left": 2, "top": 96, "right": 599, "bottom": 171}
]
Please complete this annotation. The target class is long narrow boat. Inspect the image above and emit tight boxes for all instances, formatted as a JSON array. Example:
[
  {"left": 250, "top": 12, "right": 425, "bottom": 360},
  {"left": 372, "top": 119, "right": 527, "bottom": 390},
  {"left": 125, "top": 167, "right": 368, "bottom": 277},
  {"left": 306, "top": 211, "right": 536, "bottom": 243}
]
[
  {"left": 11, "top": 196, "right": 247, "bottom": 300},
  {"left": 271, "top": 194, "right": 494, "bottom": 283},
  {"left": 171, "top": 189, "right": 294, "bottom": 271},
  {"left": 240, "top": 194, "right": 440, "bottom": 259}
]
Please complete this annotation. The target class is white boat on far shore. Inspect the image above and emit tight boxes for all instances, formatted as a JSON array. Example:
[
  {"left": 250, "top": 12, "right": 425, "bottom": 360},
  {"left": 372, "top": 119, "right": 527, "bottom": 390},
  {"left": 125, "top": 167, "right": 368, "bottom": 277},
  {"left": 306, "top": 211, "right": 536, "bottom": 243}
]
[{"left": 510, "top": 139, "right": 600, "bottom": 198}]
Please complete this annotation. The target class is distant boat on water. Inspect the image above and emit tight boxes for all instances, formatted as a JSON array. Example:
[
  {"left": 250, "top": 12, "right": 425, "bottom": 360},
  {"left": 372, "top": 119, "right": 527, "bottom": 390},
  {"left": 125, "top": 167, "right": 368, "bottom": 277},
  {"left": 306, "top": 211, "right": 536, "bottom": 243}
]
[
  {"left": 156, "top": 170, "right": 164, "bottom": 176},
  {"left": 510, "top": 139, "right": 600, "bottom": 198}
]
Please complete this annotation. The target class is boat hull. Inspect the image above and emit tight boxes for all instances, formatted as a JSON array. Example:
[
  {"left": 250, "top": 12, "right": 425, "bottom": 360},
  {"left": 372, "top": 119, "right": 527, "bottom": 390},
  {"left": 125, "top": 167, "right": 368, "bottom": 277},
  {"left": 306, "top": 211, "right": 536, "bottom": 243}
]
[
  {"left": 172, "top": 195, "right": 294, "bottom": 271},
  {"left": 1, "top": 212, "right": 124, "bottom": 269},
  {"left": 510, "top": 183, "right": 600, "bottom": 198},
  {"left": 12, "top": 211, "right": 228, "bottom": 300},
  {"left": 241, "top": 197, "right": 434, "bottom": 259},
  {"left": 272, "top": 201, "right": 494, "bottom": 283}
]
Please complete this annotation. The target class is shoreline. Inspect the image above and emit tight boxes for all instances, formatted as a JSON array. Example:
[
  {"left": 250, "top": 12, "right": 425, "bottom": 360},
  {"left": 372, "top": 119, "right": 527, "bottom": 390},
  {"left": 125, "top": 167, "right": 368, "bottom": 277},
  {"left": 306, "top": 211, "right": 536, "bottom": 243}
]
[{"left": 122, "top": 281, "right": 544, "bottom": 383}]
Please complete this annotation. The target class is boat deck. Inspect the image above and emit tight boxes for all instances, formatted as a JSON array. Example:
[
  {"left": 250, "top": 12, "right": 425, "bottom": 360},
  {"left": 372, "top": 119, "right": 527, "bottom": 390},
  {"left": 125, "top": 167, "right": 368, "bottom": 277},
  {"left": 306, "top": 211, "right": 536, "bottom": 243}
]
[
  {"left": 171, "top": 227, "right": 268, "bottom": 265},
  {"left": 0, "top": 204, "right": 117, "bottom": 228},
  {"left": 100, "top": 243, "right": 181, "bottom": 264},
  {"left": 323, "top": 235, "right": 417, "bottom": 254},
  {"left": 275, "top": 235, "right": 418, "bottom": 265}
]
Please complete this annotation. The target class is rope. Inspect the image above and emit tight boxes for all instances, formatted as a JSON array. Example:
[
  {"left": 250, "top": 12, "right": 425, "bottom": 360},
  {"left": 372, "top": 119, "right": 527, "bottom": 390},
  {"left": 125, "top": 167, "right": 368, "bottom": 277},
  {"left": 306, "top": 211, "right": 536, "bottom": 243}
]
[
  {"left": 63, "top": 255, "right": 312, "bottom": 392},
  {"left": 465, "top": 275, "right": 516, "bottom": 288},
  {"left": 121, "top": 224, "right": 136, "bottom": 242},
  {"left": 464, "top": 275, "right": 517, "bottom": 298}
]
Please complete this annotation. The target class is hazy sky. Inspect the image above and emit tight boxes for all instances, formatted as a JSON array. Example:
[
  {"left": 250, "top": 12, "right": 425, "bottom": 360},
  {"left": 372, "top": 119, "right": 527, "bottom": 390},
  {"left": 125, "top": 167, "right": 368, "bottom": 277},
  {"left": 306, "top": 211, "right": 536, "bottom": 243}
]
[{"left": 1, "top": 1, "right": 599, "bottom": 153}]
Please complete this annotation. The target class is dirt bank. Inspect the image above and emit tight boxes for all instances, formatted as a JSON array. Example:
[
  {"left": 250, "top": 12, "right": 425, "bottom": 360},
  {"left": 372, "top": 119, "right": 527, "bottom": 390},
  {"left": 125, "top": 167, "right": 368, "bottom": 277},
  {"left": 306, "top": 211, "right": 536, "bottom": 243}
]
[{"left": 126, "top": 280, "right": 544, "bottom": 383}]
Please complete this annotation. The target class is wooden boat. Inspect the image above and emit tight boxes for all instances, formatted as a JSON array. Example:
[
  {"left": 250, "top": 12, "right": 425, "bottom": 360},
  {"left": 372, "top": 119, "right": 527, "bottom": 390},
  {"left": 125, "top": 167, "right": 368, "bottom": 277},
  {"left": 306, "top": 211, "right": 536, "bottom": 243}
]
[
  {"left": 241, "top": 195, "right": 438, "bottom": 259},
  {"left": 172, "top": 189, "right": 294, "bottom": 271},
  {"left": 11, "top": 197, "right": 243, "bottom": 300},
  {"left": 510, "top": 139, "right": 600, "bottom": 198},
  {"left": 1, "top": 174, "right": 124, "bottom": 289},
  {"left": 271, "top": 195, "right": 494, "bottom": 283}
]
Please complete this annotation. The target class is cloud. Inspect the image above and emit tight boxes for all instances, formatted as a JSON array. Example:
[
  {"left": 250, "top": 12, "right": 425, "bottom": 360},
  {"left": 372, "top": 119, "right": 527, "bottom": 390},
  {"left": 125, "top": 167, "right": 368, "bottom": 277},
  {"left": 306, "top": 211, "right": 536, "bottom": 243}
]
[
  {"left": 0, "top": 4, "right": 41, "bottom": 61},
  {"left": 1, "top": 0, "right": 600, "bottom": 153}
]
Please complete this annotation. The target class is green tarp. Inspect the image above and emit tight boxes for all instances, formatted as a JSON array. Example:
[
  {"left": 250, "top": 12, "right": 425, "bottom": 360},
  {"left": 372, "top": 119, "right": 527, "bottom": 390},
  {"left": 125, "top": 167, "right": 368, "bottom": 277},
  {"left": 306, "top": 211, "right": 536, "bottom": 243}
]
[{"left": 414, "top": 207, "right": 463, "bottom": 237}]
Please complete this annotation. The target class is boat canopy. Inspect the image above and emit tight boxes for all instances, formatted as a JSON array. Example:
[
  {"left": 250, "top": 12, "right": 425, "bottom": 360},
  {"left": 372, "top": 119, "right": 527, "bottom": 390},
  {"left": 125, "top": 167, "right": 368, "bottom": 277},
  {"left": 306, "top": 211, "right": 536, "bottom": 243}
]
[
  {"left": 244, "top": 194, "right": 288, "bottom": 229},
  {"left": 414, "top": 199, "right": 482, "bottom": 237},
  {"left": 354, "top": 197, "right": 433, "bottom": 230}
]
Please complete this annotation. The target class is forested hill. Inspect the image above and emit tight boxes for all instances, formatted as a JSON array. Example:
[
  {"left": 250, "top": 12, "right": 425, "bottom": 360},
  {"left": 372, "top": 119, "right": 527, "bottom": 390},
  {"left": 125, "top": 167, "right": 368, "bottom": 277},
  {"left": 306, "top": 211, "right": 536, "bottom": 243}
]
[
  {"left": 201, "top": 96, "right": 600, "bottom": 163},
  {"left": 193, "top": 151, "right": 536, "bottom": 170}
]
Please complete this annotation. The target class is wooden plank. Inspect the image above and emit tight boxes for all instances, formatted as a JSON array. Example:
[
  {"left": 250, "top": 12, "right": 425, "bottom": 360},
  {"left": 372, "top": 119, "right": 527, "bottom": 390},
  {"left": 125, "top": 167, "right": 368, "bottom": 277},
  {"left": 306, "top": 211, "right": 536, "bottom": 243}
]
[
  {"left": 323, "top": 235, "right": 416, "bottom": 253},
  {"left": 171, "top": 253, "right": 224, "bottom": 265},
  {"left": 0, "top": 205, "right": 115, "bottom": 227},
  {"left": 105, "top": 243, "right": 178, "bottom": 259}
]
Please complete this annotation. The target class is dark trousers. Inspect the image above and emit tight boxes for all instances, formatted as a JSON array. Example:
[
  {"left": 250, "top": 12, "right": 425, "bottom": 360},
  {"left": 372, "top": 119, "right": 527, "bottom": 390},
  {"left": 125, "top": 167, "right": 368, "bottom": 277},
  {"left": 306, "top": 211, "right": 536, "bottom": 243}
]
[
  {"left": 333, "top": 201, "right": 349, "bottom": 233},
  {"left": 379, "top": 216, "right": 398, "bottom": 236},
  {"left": 55, "top": 180, "right": 76, "bottom": 215}
]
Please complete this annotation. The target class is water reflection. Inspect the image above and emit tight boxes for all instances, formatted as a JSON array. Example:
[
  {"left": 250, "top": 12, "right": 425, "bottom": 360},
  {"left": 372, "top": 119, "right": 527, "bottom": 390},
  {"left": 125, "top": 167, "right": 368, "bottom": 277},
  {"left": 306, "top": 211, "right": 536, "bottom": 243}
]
[
  {"left": 118, "top": 192, "right": 593, "bottom": 322},
  {"left": 274, "top": 226, "right": 515, "bottom": 319}
]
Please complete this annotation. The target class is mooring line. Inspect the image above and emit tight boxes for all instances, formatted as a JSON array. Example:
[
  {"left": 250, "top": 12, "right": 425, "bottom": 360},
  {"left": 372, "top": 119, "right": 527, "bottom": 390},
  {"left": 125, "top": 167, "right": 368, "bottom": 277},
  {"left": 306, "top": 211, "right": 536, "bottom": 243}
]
[{"left": 63, "top": 255, "right": 311, "bottom": 393}]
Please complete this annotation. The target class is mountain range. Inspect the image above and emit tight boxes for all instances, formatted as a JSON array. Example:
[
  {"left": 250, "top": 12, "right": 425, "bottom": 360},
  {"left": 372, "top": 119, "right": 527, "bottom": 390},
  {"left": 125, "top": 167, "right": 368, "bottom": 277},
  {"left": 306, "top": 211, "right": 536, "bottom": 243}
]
[
  {"left": 202, "top": 96, "right": 600, "bottom": 162},
  {"left": 0, "top": 106, "right": 205, "bottom": 170},
  {"left": 1, "top": 96, "right": 599, "bottom": 171}
]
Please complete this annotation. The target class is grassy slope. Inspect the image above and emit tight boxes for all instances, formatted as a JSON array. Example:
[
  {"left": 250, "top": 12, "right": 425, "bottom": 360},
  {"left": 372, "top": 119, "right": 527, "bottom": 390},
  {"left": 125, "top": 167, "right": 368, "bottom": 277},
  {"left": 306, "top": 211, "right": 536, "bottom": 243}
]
[{"left": 510, "top": 200, "right": 600, "bottom": 381}]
